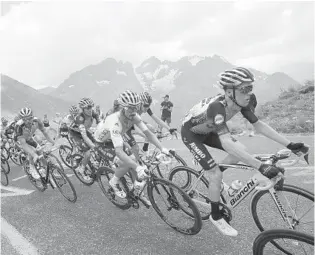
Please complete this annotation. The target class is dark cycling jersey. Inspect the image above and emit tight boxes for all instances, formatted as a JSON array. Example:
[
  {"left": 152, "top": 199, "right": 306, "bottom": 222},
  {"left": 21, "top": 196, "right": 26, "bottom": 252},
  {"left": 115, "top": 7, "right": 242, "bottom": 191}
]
[
  {"left": 69, "top": 110, "right": 100, "bottom": 134},
  {"left": 182, "top": 94, "right": 258, "bottom": 136},
  {"left": 43, "top": 119, "right": 50, "bottom": 127}
]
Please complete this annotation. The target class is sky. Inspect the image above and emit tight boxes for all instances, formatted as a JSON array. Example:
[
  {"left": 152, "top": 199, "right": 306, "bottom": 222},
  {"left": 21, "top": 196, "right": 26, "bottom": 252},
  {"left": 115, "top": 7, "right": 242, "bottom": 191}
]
[{"left": 0, "top": 0, "right": 314, "bottom": 89}]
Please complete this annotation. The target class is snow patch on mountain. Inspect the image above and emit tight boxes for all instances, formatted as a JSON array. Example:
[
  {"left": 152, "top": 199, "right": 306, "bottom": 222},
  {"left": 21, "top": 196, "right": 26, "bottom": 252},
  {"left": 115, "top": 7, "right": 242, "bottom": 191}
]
[
  {"left": 151, "top": 69, "right": 177, "bottom": 91},
  {"left": 96, "top": 80, "right": 111, "bottom": 86},
  {"left": 69, "top": 85, "right": 75, "bottom": 88},
  {"left": 189, "top": 56, "right": 205, "bottom": 66}
]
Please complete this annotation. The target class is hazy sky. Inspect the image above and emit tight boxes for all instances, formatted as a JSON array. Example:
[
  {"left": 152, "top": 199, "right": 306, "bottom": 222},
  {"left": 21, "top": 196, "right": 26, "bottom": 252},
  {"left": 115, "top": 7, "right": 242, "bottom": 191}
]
[{"left": 1, "top": 1, "right": 314, "bottom": 89}]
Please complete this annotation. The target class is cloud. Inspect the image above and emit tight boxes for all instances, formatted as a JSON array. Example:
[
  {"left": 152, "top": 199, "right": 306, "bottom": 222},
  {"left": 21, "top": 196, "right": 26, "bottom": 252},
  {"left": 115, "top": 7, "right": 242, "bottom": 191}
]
[{"left": 0, "top": 1, "right": 313, "bottom": 88}]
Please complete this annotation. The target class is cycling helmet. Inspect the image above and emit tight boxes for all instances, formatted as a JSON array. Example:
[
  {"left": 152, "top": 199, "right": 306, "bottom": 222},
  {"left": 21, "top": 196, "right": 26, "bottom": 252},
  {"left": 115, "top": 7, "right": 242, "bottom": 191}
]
[
  {"left": 1, "top": 117, "right": 8, "bottom": 123},
  {"left": 139, "top": 91, "right": 152, "bottom": 106},
  {"left": 19, "top": 107, "right": 33, "bottom": 118},
  {"left": 218, "top": 67, "right": 254, "bottom": 89},
  {"left": 69, "top": 105, "right": 80, "bottom": 115},
  {"left": 118, "top": 90, "right": 141, "bottom": 107},
  {"left": 79, "top": 97, "right": 95, "bottom": 108}
]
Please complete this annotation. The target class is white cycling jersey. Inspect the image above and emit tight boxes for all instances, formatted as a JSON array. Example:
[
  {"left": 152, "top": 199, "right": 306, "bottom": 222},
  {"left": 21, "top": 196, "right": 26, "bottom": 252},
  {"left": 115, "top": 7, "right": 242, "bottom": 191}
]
[{"left": 93, "top": 111, "right": 148, "bottom": 148}]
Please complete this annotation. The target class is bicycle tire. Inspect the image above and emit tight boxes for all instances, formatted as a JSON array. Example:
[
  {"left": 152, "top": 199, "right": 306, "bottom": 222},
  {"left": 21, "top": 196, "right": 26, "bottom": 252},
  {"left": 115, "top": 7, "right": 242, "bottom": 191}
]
[
  {"left": 1, "top": 147, "right": 9, "bottom": 161},
  {"left": 1, "top": 166, "right": 9, "bottom": 186},
  {"left": 69, "top": 153, "right": 94, "bottom": 186},
  {"left": 251, "top": 184, "right": 314, "bottom": 254},
  {"left": 96, "top": 166, "right": 131, "bottom": 210},
  {"left": 1, "top": 155, "right": 10, "bottom": 174},
  {"left": 155, "top": 152, "right": 187, "bottom": 179},
  {"left": 59, "top": 145, "right": 73, "bottom": 169},
  {"left": 169, "top": 165, "right": 211, "bottom": 220},
  {"left": 253, "top": 229, "right": 314, "bottom": 255},
  {"left": 22, "top": 160, "right": 46, "bottom": 192},
  {"left": 147, "top": 177, "right": 202, "bottom": 235},
  {"left": 49, "top": 163, "right": 77, "bottom": 203}
]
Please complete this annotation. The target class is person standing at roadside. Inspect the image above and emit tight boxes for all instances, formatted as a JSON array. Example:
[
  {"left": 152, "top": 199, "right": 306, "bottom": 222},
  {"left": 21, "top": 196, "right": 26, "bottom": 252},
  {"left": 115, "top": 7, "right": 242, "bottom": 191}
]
[{"left": 160, "top": 94, "right": 173, "bottom": 132}]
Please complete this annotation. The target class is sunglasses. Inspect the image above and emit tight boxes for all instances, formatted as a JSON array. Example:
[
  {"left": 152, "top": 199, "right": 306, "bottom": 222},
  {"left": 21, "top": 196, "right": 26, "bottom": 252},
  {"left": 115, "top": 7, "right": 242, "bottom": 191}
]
[
  {"left": 143, "top": 104, "right": 150, "bottom": 108},
  {"left": 22, "top": 116, "right": 33, "bottom": 121},
  {"left": 124, "top": 105, "right": 140, "bottom": 113},
  {"left": 237, "top": 84, "right": 253, "bottom": 94},
  {"left": 84, "top": 106, "right": 93, "bottom": 110}
]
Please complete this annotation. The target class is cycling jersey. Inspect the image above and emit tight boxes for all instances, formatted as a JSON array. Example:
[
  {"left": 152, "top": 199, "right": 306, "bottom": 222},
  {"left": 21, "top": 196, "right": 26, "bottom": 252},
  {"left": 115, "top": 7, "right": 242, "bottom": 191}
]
[
  {"left": 3, "top": 121, "right": 16, "bottom": 138},
  {"left": 94, "top": 112, "right": 148, "bottom": 148},
  {"left": 59, "top": 114, "right": 73, "bottom": 137},
  {"left": 182, "top": 94, "right": 258, "bottom": 136},
  {"left": 181, "top": 94, "right": 258, "bottom": 171},
  {"left": 69, "top": 110, "right": 100, "bottom": 134},
  {"left": 14, "top": 117, "right": 45, "bottom": 148}
]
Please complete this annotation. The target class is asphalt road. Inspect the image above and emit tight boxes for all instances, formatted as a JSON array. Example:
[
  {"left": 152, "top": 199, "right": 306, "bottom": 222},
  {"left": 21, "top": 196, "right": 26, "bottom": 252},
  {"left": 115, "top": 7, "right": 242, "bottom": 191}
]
[{"left": 1, "top": 135, "right": 314, "bottom": 255}]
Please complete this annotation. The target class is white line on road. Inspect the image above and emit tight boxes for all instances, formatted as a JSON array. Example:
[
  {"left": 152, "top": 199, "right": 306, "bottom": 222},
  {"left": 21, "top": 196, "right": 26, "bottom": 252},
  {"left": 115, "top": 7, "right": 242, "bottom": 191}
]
[
  {"left": 0, "top": 185, "right": 35, "bottom": 197},
  {"left": 12, "top": 175, "right": 28, "bottom": 182},
  {"left": 1, "top": 216, "right": 40, "bottom": 255}
]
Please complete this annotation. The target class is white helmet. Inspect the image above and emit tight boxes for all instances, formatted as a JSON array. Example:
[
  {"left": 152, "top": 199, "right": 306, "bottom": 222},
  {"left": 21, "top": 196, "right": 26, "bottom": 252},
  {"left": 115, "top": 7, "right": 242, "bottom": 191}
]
[
  {"left": 218, "top": 67, "right": 254, "bottom": 89},
  {"left": 118, "top": 90, "right": 141, "bottom": 107},
  {"left": 19, "top": 107, "right": 33, "bottom": 118}
]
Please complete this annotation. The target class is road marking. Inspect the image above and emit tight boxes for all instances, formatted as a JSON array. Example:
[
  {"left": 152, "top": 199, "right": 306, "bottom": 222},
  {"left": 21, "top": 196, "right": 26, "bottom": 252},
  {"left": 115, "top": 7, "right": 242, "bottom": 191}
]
[
  {"left": 12, "top": 175, "right": 28, "bottom": 182},
  {"left": 1, "top": 216, "right": 40, "bottom": 255},
  {"left": 285, "top": 166, "right": 314, "bottom": 170},
  {"left": 0, "top": 185, "right": 35, "bottom": 197},
  {"left": 290, "top": 169, "right": 314, "bottom": 177}
]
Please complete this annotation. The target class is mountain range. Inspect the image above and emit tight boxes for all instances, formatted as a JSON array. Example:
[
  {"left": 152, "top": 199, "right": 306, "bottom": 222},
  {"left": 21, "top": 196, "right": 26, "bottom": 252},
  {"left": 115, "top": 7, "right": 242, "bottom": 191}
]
[{"left": 1, "top": 55, "right": 304, "bottom": 126}]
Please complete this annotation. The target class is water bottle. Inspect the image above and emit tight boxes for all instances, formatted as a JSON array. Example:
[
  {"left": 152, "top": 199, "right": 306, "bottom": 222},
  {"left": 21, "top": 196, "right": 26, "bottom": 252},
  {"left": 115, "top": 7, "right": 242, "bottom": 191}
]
[{"left": 227, "top": 180, "right": 243, "bottom": 197}]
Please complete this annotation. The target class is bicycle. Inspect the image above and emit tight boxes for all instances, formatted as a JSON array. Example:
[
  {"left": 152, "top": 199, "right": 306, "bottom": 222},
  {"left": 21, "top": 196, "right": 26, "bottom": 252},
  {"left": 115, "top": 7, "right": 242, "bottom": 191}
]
[
  {"left": 8, "top": 142, "right": 23, "bottom": 166},
  {"left": 169, "top": 149, "right": 313, "bottom": 252},
  {"left": 22, "top": 146, "right": 77, "bottom": 203},
  {"left": 253, "top": 229, "right": 314, "bottom": 255},
  {"left": 97, "top": 157, "right": 202, "bottom": 235},
  {"left": 1, "top": 153, "right": 9, "bottom": 186},
  {"left": 135, "top": 131, "right": 187, "bottom": 179}
]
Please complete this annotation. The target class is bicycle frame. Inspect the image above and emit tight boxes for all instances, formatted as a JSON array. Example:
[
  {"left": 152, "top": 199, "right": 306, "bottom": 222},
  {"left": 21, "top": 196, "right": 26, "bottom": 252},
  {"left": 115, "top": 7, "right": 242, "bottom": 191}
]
[{"left": 187, "top": 163, "right": 296, "bottom": 229}]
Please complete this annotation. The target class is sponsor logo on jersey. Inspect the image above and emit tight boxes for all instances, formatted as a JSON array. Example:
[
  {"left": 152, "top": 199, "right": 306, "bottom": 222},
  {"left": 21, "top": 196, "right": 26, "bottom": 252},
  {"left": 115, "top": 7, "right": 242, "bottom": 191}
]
[
  {"left": 214, "top": 114, "right": 224, "bottom": 125},
  {"left": 189, "top": 142, "right": 206, "bottom": 159},
  {"left": 112, "top": 129, "right": 120, "bottom": 135}
]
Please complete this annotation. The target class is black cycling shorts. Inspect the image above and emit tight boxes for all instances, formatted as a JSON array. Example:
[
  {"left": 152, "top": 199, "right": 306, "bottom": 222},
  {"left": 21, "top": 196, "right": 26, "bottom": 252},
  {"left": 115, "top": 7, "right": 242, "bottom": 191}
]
[
  {"left": 69, "top": 130, "right": 94, "bottom": 152},
  {"left": 181, "top": 122, "right": 227, "bottom": 170}
]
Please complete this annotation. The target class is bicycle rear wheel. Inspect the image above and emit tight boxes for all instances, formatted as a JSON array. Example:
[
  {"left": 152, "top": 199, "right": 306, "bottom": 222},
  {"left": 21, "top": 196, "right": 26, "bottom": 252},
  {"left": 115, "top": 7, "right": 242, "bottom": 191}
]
[
  {"left": 253, "top": 229, "right": 314, "bottom": 255},
  {"left": 251, "top": 184, "right": 314, "bottom": 254},
  {"left": 49, "top": 162, "right": 77, "bottom": 203},
  {"left": 97, "top": 166, "right": 131, "bottom": 210},
  {"left": 169, "top": 165, "right": 211, "bottom": 220},
  {"left": 22, "top": 160, "right": 46, "bottom": 192},
  {"left": 1, "top": 155, "right": 10, "bottom": 174},
  {"left": 147, "top": 177, "right": 202, "bottom": 235},
  {"left": 1, "top": 166, "right": 9, "bottom": 186}
]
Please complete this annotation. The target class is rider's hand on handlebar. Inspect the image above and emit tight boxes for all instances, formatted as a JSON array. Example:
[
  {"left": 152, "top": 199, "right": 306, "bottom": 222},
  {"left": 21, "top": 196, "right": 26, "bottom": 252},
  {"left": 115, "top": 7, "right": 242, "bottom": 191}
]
[
  {"left": 136, "top": 165, "right": 149, "bottom": 180},
  {"left": 259, "top": 164, "right": 284, "bottom": 179},
  {"left": 287, "top": 142, "right": 309, "bottom": 156},
  {"left": 161, "top": 147, "right": 173, "bottom": 157},
  {"left": 169, "top": 128, "right": 177, "bottom": 135}
]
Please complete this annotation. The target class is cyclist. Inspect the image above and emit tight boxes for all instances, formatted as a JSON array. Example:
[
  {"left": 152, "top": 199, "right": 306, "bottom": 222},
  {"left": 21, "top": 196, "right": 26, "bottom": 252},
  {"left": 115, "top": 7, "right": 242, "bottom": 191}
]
[
  {"left": 181, "top": 67, "right": 309, "bottom": 237},
  {"left": 15, "top": 108, "right": 55, "bottom": 179},
  {"left": 124, "top": 91, "right": 177, "bottom": 161},
  {"left": 93, "top": 90, "right": 171, "bottom": 201},
  {"left": 58, "top": 105, "right": 79, "bottom": 141},
  {"left": 69, "top": 98, "right": 100, "bottom": 180},
  {"left": 105, "top": 99, "right": 121, "bottom": 117}
]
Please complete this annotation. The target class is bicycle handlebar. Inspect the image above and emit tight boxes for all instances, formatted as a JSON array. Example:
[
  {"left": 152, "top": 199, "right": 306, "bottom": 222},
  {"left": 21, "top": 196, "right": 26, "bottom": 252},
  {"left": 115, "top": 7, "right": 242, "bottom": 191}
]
[{"left": 155, "top": 150, "right": 175, "bottom": 165}]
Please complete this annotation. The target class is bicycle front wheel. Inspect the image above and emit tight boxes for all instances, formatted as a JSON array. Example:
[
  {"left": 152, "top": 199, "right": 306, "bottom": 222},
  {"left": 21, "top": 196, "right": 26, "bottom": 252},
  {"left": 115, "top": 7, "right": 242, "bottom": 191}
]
[
  {"left": 253, "top": 229, "right": 314, "bottom": 255},
  {"left": 1, "top": 155, "right": 10, "bottom": 174},
  {"left": 49, "top": 163, "right": 77, "bottom": 203},
  {"left": 169, "top": 165, "right": 211, "bottom": 220},
  {"left": 147, "top": 177, "right": 202, "bottom": 235},
  {"left": 59, "top": 145, "right": 73, "bottom": 169},
  {"left": 1, "top": 166, "right": 9, "bottom": 186},
  {"left": 251, "top": 184, "right": 314, "bottom": 254}
]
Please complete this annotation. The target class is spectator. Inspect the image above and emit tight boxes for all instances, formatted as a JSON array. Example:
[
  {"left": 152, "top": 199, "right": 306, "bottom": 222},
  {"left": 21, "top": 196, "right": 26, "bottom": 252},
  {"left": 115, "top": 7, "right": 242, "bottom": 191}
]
[
  {"left": 43, "top": 114, "right": 50, "bottom": 127},
  {"left": 160, "top": 94, "right": 173, "bottom": 132},
  {"left": 95, "top": 105, "right": 105, "bottom": 120}
]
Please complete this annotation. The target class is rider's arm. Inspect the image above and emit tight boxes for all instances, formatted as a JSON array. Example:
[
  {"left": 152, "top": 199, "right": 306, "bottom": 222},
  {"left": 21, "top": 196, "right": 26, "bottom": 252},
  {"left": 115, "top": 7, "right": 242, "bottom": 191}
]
[
  {"left": 147, "top": 109, "right": 170, "bottom": 131},
  {"left": 79, "top": 125, "right": 95, "bottom": 149},
  {"left": 252, "top": 120, "right": 290, "bottom": 147},
  {"left": 38, "top": 120, "right": 55, "bottom": 144},
  {"left": 135, "top": 118, "right": 163, "bottom": 151}
]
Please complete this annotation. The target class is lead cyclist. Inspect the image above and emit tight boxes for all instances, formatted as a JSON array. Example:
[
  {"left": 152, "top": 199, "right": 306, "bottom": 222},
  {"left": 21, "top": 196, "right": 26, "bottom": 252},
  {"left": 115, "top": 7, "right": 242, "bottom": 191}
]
[{"left": 181, "top": 67, "right": 309, "bottom": 237}]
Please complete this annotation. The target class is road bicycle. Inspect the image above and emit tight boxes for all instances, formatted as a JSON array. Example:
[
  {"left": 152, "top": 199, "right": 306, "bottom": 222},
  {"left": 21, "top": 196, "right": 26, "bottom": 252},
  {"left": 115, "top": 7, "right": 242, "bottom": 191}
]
[
  {"left": 169, "top": 149, "right": 313, "bottom": 253},
  {"left": 22, "top": 146, "right": 77, "bottom": 203},
  {"left": 253, "top": 229, "right": 314, "bottom": 255}
]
